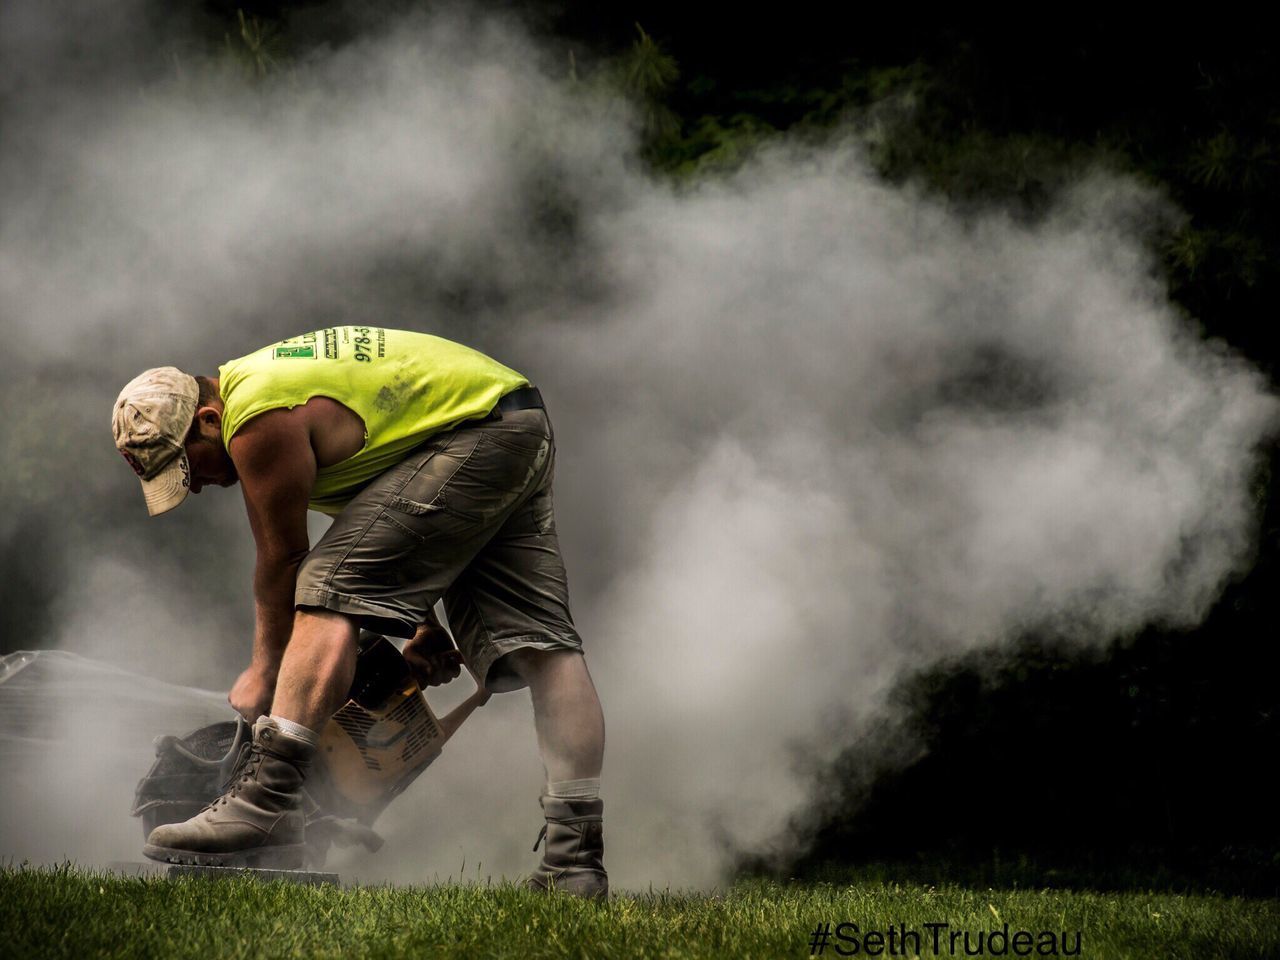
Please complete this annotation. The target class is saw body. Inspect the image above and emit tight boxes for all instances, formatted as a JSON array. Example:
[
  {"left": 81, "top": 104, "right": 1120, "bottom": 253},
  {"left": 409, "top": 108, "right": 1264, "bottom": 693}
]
[{"left": 132, "top": 632, "right": 487, "bottom": 868}]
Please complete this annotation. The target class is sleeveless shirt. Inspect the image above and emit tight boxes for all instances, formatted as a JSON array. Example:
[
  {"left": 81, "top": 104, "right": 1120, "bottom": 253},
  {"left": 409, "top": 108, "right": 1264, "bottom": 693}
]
[{"left": 219, "top": 326, "right": 528, "bottom": 514}]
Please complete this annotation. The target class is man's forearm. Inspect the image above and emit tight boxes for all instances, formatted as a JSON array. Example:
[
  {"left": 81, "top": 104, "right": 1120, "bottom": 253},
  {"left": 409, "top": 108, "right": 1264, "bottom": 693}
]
[{"left": 252, "top": 556, "right": 304, "bottom": 673}]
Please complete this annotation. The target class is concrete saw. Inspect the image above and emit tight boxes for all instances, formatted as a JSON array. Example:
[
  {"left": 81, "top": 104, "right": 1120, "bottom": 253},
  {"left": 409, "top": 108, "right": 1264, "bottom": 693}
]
[{"left": 130, "top": 631, "right": 488, "bottom": 878}]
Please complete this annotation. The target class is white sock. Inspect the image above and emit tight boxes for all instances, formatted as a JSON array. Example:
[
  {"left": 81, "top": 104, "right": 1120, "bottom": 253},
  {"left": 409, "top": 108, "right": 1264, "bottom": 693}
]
[
  {"left": 547, "top": 777, "right": 601, "bottom": 800},
  {"left": 269, "top": 714, "right": 320, "bottom": 747}
]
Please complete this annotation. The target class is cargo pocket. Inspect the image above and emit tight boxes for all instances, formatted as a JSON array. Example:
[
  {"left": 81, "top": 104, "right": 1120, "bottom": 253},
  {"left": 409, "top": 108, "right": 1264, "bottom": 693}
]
[
  {"left": 470, "top": 431, "right": 550, "bottom": 494},
  {"left": 382, "top": 493, "right": 484, "bottom": 541}
]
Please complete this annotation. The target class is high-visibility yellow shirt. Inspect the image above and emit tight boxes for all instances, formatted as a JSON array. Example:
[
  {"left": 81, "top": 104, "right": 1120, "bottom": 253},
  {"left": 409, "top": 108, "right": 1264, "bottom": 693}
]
[{"left": 219, "top": 326, "right": 528, "bottom": 514}]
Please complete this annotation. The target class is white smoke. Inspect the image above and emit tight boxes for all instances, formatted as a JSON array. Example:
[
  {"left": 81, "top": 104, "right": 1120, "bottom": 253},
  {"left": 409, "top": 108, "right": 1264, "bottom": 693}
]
[{"left": 0, "top": 5, "right": 1274, "bottom": 889}]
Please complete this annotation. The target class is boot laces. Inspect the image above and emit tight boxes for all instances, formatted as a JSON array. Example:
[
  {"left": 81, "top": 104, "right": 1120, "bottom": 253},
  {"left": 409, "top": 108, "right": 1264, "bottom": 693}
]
[
  {"left": 532, "top": 824, "right": 547, "bottom": 852},
  {"left": 207, "top": 740, "right": 266, "bottom": 810}
]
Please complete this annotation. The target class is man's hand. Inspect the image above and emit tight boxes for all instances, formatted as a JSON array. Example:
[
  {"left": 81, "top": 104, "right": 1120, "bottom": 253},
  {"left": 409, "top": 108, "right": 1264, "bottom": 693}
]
[
  {"left": 229, "top": 664, "right": 277, "bottom": 721},
  {"left": 403, "top": 621, "right": 463, "bottom": 688}
]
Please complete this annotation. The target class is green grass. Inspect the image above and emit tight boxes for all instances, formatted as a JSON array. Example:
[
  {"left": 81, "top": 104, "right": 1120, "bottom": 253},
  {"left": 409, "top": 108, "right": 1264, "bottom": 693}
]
[{"left": 2, "top": 865, "right": 1278, "bottom": 959}]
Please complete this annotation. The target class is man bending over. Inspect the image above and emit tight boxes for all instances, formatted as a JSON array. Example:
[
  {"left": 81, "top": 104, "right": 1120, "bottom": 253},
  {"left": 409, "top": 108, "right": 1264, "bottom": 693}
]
[{"left": 111, "top": 326, "right": 607, "bottom": 898}]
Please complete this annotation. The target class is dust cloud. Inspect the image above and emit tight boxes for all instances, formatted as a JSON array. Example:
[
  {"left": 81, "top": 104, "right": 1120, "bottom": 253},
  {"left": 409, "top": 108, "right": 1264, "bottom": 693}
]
[{"left": 1, "top": 4, "right": 1274, "bottom": 889}]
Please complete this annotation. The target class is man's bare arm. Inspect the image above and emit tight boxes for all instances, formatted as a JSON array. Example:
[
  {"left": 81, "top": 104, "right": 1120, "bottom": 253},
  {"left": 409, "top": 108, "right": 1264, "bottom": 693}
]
[{"left": 227, "top": 409, "right": 317, "bottom": 717}]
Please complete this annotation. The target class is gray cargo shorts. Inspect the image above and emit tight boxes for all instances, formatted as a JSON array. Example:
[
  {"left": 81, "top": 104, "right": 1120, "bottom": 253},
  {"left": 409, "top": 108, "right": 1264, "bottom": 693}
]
[{"left": 294, "top": 405, "right": 581, "bottom": 692}]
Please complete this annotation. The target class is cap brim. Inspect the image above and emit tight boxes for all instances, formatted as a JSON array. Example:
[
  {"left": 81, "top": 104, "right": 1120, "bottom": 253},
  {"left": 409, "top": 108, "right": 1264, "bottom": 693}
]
[{"left": 139, "top": 451, "right": 191, "bottom": 517}]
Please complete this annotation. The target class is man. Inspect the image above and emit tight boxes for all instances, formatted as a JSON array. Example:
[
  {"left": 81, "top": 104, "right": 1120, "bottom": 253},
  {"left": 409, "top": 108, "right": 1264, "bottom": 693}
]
[{"left": 111, "top": 326, "right": 607, "bottom": 898}]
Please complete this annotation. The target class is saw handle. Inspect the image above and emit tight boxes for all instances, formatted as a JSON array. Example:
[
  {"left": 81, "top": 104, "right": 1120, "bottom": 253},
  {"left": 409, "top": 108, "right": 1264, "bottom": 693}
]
[{"left": 435, "top": 662, "right": 491, "bottom": 743}]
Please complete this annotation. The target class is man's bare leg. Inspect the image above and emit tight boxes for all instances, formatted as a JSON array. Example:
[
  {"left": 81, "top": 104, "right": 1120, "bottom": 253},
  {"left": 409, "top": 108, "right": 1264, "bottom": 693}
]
[
  {"left": 508, "top": 648, "right": 605, "bottom": 781},
  {"left": 142, "top": 608, "right": 355, "bottom": 866},
  {"left": 270, "top": 608, "right": 359, "bottom": 731},
  {"left": 510, "top": 648, "right": 608, "bottom": 898}
]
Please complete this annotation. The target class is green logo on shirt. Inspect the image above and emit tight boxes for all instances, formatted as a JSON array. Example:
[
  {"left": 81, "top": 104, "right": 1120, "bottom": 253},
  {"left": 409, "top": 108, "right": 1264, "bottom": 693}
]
[
  {"left": 274, "top": 344, "right": 316, "bottom": 359},
  {"left": 274, "top": 331, "right": 321, "bottom": 359}
]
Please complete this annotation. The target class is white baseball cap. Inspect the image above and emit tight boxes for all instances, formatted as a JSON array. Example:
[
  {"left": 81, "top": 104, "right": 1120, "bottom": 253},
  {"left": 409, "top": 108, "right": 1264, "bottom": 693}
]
[{"left": 111, "top": 367, "right": 199, "bottom": 516}]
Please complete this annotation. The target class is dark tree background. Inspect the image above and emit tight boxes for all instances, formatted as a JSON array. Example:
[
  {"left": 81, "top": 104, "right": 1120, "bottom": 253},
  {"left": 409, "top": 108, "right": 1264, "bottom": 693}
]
[
  {"left": 519, "top": 8, "right": 1280, "bottom": 894},
  {"left": 12, "top": 3, "right": 1278, "bottom": 892}
]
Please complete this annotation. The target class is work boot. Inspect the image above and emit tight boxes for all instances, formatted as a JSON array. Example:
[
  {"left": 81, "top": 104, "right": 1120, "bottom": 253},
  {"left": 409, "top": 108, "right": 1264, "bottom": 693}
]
[
  {"left": 143, "top": 717, "right": 312, "bottom": 869},
  {"left": 527, "top": 796, "right": 608, "bottom": 899}
]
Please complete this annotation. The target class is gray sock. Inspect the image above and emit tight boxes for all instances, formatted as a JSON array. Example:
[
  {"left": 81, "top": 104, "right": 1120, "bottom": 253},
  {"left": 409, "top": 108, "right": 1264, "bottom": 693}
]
[
  {"left": 547, "top": 777, "right": 601, "bottom": 800},
  {"left": 269, "top": 714, "right": 320, "bottom": 747}
]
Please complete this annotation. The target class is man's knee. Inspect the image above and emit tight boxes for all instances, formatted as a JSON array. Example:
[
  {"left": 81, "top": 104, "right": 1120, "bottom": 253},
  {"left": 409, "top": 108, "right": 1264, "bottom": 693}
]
[
  {"left": 291, "top": 606, "right": 359, "bottom": 651},
  {"left": 505, "top": 646, "right": 584, "bottom": 684}
]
